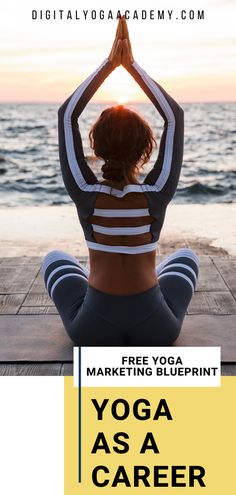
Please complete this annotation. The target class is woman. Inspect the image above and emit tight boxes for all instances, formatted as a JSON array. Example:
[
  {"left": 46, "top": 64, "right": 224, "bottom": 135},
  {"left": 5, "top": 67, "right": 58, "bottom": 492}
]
[{"left": 42, "top": 17, "right": 199, "bottom": 346}]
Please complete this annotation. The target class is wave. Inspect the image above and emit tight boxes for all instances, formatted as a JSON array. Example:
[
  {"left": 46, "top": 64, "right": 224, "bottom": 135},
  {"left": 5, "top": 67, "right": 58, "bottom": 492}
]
[
  {"left": 6, "top": 125, "right": 46, "bottom": 133},
  {"left": 0, "top": 156, "right": 7, "bottom": 174},
  {"left": 2, "top": 147, "right": 39, "bottom": 155},
  {"left": 180, "top": 181, "right": 225, "bottom": 196}
]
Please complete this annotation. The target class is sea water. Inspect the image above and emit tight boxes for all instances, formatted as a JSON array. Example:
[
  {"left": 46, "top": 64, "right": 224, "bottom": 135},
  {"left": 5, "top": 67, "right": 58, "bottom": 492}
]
[{"left": 0, "top": 102, "right": 235, "bottom": 207}]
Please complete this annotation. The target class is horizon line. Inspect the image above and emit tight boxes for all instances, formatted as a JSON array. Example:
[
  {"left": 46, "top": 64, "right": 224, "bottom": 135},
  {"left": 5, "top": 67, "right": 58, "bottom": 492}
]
[{"left": 0, "top": 100, "right": 235, "bottom": 105}]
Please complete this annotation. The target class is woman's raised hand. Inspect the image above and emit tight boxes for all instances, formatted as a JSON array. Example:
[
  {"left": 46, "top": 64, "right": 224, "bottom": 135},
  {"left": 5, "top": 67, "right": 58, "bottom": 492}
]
[
  {"left": 121, "top": 17, "right": 134, "bottom": 69},
  {"left": 108, "top": 16, "right": 134, "bottom": 70},
  {"left": 108, "top": 17, "right": 123, "bottom": 68}
]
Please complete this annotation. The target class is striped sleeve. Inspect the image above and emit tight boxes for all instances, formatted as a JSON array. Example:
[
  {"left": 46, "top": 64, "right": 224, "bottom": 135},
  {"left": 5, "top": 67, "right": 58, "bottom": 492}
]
[
  {"left": 128, "top": 62, "right": 184, "bottom": 204},
  {"left": 58, "top": 59, "right": 113, "bottom": 202}
]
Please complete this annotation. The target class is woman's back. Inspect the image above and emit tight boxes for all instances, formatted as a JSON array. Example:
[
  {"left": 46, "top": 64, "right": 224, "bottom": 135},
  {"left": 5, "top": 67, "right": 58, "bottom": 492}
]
[{"left": 88, "top": 179, "right": 158, "bottom": 294}]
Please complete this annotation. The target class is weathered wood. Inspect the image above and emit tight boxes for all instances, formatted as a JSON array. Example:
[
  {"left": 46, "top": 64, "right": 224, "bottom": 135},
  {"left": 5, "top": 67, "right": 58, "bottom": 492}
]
[
  {"left": 0, "top": 256, "right": 236, "bottom": 372},
  {"left": 0, "top": 294, "right": 26, "bottom": 315},
  {"left": 177, "top": 315, "right": 236, "bottom": 362},
  {"left": 22, "top": 292, "right": 52, "bottom": 307},
  {"left": 28, "top": 270, "right": 46, "bottom": 293},
  {"left": 188, "top": 292, "right": 236, "bottom": 315},
  {"left": 199, "top": 255, "right": 212, "bottom": 263},
  {"left": 0, "top": 265, "right": 38, "bottom": 294},
  {"left": 0, "top": 256, "right": 42, "bottom": 266},
  {"left": 0, "top": 363, "right": 62, "bottom": 376},
  {"left": 213, "top": 259, "right": 236, "bottom": 292},
  {"left": 212, "top": 255, "right": 236, "bottom": 262},
  {"left": 18, "top": 306, "right": 58, "bottom": 315},
  {"left": 61, "top": 363, "right": 73, "bottom": 376},
  {"left": 0, "top": 362, "right": 234, "bottom": 376},
  {"left": 196, "top": 259, "right": 228, "bottom": 292},
  {"left": 0, "top": 315, "right": 73, "bottom": 361},
  {"left": 221, "top": 364, "right": 236, "bottom": 376}
]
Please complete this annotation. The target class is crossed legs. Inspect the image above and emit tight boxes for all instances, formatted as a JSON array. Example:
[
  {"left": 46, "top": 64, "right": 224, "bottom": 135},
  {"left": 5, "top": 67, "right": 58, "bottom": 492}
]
[{"left": 41, "top": 247, "right": 199, "bottom": 344}]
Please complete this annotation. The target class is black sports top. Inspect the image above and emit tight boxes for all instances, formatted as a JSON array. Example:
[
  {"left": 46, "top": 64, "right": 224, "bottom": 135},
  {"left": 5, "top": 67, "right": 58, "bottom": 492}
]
[{"left": 58, "top": 59, "right": 184, "bottom": 255}]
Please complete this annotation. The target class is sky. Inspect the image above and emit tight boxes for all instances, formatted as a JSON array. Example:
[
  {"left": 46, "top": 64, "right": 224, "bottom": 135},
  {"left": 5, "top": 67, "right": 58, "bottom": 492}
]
[{"left": 0, "top": 0, "right": 235, "bottom": 103}]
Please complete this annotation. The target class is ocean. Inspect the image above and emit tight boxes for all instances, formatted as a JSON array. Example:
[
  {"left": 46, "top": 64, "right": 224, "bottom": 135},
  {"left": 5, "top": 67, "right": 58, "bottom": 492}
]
[{"left": 0, "top": 102, "right": 235, "bottom": 207}]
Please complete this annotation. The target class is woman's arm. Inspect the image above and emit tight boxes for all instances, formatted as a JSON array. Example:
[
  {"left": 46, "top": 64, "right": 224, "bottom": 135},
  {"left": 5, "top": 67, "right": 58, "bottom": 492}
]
[
  {"left": 58, "top": 20, "right": 123, "bottom": 202},
  {"left": 58, "top": 60, "right": 112, "bottom": 202},
  {"left": 128, "top": 63, "right": 184, "bottom": 203},
  {"left": 122, "top": 18, "right": 184, "bottom": 205}
]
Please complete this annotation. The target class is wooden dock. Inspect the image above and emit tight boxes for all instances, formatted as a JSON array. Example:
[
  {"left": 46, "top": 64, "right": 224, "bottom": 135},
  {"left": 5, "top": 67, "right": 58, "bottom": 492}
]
[{"left": 0, "top": 255, "right": 236, "bottom": 376}]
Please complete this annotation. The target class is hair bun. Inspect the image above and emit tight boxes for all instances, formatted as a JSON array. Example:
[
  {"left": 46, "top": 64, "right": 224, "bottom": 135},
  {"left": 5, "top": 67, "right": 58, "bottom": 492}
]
[{"left": 101, "top": 160, "right": 125, "bottom": 182}]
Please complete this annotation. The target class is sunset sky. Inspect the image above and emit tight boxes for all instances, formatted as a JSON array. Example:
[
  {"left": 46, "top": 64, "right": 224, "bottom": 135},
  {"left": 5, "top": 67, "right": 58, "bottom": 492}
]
[{"left": 0, "top": 0, "right": 235, "bottom": 103}]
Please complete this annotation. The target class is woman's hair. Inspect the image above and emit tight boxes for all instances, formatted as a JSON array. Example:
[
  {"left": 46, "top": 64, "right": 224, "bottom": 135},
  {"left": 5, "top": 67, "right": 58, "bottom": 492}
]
[{"left": 89, "top": 105, "right": 156, "bottom": 182}]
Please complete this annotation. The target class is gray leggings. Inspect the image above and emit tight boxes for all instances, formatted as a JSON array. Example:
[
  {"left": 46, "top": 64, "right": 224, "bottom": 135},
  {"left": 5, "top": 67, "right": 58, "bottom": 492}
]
[{"left": 42, "top": 248, "right": 199, "bottom": 346}]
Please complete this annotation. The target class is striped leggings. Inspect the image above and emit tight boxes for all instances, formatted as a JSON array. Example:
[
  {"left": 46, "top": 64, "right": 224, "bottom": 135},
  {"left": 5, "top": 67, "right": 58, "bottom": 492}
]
[{"left": 42, "top": 248, "right": 199, "bottom": 346}]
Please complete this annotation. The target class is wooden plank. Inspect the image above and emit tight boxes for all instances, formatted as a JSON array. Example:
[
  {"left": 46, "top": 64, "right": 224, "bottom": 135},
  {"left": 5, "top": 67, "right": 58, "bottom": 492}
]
[
  {"left": 18, "top": 306, "right": 58, "bottom": 315},
  {"left": 61, "top": 363, "right": 73, "bottom": 376},
  {"left": 213, "top": 259, "right": 236, "bottom": 292},
  {"left": 0, "top": 256, "right": 88, "bottom": 266},
  {"left": 0, "top": 294, "right": 26, "bottom": 315},
  {"left": 0, "top": 363, "right": 233, "bottom": 377},
  {"left": 0, "top": 315, "right": 73, "bottom": 361},
  {"left": 196, "top": 259, "right": 228, "bottom": 292},
  {"left": 0, "top": 363, "right": 61, "bottom": 376},
  {"left": 28, "top": 271, "right": 45, "bottom": 293},
  {"left": 22, "top": 292, "right": 52, "bottom": 307},
  {"left": 0, "top": 256, "right": 42, "bottom": 266},
  {"left": 0, "top": 265, "right": 38, "bottom": 294},
  {"left": 221, "top": 364, "right": 236, "bottom": 376},
  {"left": 212, "top": 256, "right": 236, "bottom": 262},
  {"left": 188, "top": 291, "right": 236, "bottom": 315},
  {"left": 199, "top": 255, "right": 212, "bottom": 263},
  {"left": 0, "top": 362, "right": 76, "bottom": 376},
  {"left": 176, "top": 315, "right": 236, "bottom": 362}
]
